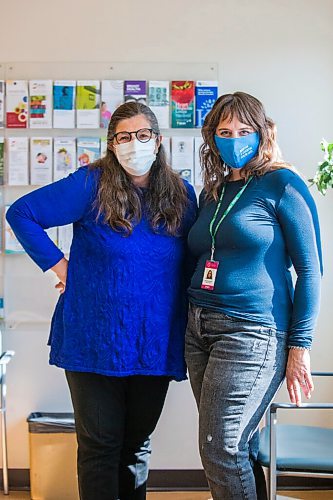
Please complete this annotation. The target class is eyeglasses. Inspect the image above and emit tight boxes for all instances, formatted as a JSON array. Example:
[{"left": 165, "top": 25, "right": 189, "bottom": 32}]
[{"left": 112, "top": 128, "right": 158, "bottom": 145}]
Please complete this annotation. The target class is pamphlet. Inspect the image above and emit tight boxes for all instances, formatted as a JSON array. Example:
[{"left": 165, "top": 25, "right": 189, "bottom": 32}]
[
  {"left": 171, "top": 81, "right": 195, "bottom": 128},
  {"left": 77, "top": 137, "right": 100, "bottom": 168},
  {"left": 76, "top": 80, "right": 101, "bottom": 128},
  {"left": 53, "top": 80, "right": 76, "bottom": 128},
  {"left": 100, "top": 80, "right": 124, "bottom": 128},
  {"left": 53, "top": 137, "right": 76, "bottom": 181},
  {"left": 124, "top": 81, "right": 147, "bottom": 104},
  {"left": 6, "top": 80, "right": 28, "bottom": 128},
  {"left": 7, "top": 137, "right": 29, "bottom": 185},
  {"left": 29, "top": 80, "right": 53, "bottom": 128},
  {"left": 195, "top": 81, "right": 218, "bottom": 127},
  {"left": 30, "top": 137, "right": 53, "bottom": 185},
  {"left": 148, "top": 81, "right": 170, "bottom": 129},
  {"left": 171, "top": 136, "right": 194, "bottom": 184}
]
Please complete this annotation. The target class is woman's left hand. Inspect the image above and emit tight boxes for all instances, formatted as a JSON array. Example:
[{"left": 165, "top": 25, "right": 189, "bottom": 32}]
[{"left": 286, "top": 349, "right": 314, "bottom": 406}]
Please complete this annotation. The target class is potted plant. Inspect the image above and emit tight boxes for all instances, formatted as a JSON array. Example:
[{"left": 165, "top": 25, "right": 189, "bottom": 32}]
[{"left": 309, "top": 139, "right": 333, "bottom": 194}]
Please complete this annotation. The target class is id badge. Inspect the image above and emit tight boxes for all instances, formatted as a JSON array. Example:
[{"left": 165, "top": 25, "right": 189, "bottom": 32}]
[{"left": 201, "top": 260, "right": 219, "bottom": 290}]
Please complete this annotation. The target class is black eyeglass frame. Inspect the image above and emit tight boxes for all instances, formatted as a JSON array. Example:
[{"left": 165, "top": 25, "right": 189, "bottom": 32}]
[{"left": 111, "top": 128, "right": 159, "bottom": 145}]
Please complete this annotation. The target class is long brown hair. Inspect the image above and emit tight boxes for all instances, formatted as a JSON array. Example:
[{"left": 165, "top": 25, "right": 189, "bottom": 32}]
[
  {"left": 201, "top": 91, "right": 293, "bottom": 201},
  {"left": 91, "top": 102, "right": 188, "bottom": 235}
]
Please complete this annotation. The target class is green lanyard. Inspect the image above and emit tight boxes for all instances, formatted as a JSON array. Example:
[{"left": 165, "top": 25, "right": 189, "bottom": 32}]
[{"left": 209, "top": 176, "right": 253, "bottom": 261}]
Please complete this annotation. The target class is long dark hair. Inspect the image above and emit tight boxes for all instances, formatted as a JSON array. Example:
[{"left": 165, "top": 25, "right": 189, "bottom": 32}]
[
  {"left": 91, "top": 102, "right": 188, "bottom": 235},
  {"left": 201, "top": 92, "right": 292, "bottom": 201}
]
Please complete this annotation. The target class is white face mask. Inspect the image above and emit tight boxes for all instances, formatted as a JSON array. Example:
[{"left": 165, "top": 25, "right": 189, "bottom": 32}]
[{"left": 115, "top": 138, "right": 157, "bottom": 177}]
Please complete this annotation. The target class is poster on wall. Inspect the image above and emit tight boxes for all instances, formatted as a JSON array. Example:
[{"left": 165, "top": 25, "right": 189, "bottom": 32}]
[
  {"left": 53, "top": 137, "right": 76, "bottom": 181},
  {"left": 171, "top": 81, "right": 195, "bottom": 128},
  {"left": 53, "top": 80, "right": 76, "bottom": 128},
  {"left": 76, "top": 80, "right": 101, "bottom": 128},
  {"left": 30, "top": 137, "right": 53, "bottom": 185},
  {"left": 6, "top": 80, "right": 28, "bottom": 129},
  {"left": 29, "top": 80, "right": 53, "bottom": 129},
  {"left": 148, "top": 81, "right": 170, "bottom": 129}
]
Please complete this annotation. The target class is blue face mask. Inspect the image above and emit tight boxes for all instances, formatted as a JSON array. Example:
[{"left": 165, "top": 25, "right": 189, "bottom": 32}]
[{"left": 214, "top": 132, "right": 260, "bottom": 169}]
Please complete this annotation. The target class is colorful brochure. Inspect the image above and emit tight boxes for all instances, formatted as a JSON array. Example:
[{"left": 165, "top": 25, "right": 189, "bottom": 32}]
[
  {"left": 171, "top": 136, "right": 194, "bottom": 184},
  {"left": 53, "top": 80, "right": 76, "bottom": 128},
  {"left": 124, "top": 81, "right": 147, "bottom": 104},
  {"left": 29, "top": 80, "right": 53, "bottom": 128},
  {"left": 30, "top": 137, "right": 53, "bottom": 185},
  {"left": 77, "top": 137, "right": 100, "bottom": 168},
  {"left": 100, "top": 80, "right": 124, "bottom": 128},
  {"left": 5, "top": 206, "right": 25, "bottom": 253},
  {"left": 53, "top": 137, "right": 76, "bottom": 181},
  {"left": 0, "top": 137, "right": 4, "bottom": 185},
  {"left": 58, "top": 224, "right": 73, "bottom": 254},
  {"left": 6, "top": 80, "right": 28, "bottom": 128},
  {"left": 148, "top": 81, "right": 170, "bottom": 129},
  {"left": 171, "top": 81, "right": 195, "bottom": 128},
  {"left": 76, "top": 80, "right": 101, "bottom": 129},
  {"left": 195, "top": 81, "right": 218, "bottom": 127},
  {"left": 7, "top": 137, "right": 29, "bottom": 185},
  {"left": 0, "top": 81, "right": 4, "bottom": 128},
  {"left": 194, "top": 136, "right": 204, "bottom": 186}
]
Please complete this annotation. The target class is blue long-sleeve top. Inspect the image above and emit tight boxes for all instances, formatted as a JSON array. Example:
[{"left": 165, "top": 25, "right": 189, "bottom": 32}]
[
  {"left": 187, "top": 169, "right": 322, "bottom": 348},
  {"left": 6, "top": 166, "right": 197, "bottom": 381}
]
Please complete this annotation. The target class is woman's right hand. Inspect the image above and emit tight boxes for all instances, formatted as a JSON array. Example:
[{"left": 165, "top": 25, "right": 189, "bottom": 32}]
[{"left": 51, "top": 257, "right": 68, "bottom": 294}]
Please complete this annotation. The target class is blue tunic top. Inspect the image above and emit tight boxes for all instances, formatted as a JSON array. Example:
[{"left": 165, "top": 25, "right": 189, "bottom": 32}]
[
  {"left": 187, "top": 169, "right": 322, "bottom": 348},
  {"left": 6, "top": 166, "right": 197, "bottom": 381}
]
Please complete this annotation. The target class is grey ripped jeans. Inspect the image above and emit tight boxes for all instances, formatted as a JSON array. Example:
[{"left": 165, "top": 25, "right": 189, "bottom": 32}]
[{"left": 185, "top": 303, "right": 288, "bottom": 500}]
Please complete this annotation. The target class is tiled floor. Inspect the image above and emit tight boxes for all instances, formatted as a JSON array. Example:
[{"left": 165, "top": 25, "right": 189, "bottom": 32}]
[{"left": 1, "top": 491, "right": 333, "bottom": 499}]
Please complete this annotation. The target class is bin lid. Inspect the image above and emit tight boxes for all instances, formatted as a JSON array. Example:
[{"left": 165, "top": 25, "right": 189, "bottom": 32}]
[{"left": 27, "top": 412, "right": 75, "bottom": 433}]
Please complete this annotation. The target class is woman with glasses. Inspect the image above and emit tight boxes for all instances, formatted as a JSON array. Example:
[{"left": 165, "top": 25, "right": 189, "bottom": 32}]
[
  {"left": 185, "top": 92, "right": 322, "bottom": 499},
  {"left": 6, "top": 102, "right": 197, "bottom": 500}
]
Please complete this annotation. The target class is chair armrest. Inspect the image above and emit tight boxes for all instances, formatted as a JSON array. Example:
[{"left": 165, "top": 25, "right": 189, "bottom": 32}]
[
  {"left": 0, "top": 351, "right": 15, "bottom": 365},
  {"left": 270, "top": 372, "right": 333, "bottom": 415},
  {"left": 270, "top": 402, "right": 333, "bottom": 414}
]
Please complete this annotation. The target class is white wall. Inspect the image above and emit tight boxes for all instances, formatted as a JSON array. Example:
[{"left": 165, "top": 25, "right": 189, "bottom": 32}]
[{"left": 1, "top": 0, "right": 333, "bottom": 471}]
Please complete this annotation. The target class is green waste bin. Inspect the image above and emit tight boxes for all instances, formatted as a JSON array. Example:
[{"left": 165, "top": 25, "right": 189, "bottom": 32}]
[{"left": 27, "top": 412, "right": 79, "bottom": 500}]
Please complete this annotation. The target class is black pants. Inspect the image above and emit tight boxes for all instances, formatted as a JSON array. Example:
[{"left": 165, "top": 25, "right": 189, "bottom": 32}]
[{"left": 66, "top": 371, "right": 170, "bottom": 500}]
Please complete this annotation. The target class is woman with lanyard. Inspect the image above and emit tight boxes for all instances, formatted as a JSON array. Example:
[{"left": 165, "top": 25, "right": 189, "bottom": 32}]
[
  {"left": 7, "top": 102, "right": 197, "bottom": 500},
  {"left": 185, "top": 92, "right": 322, "bottom": 499}
]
